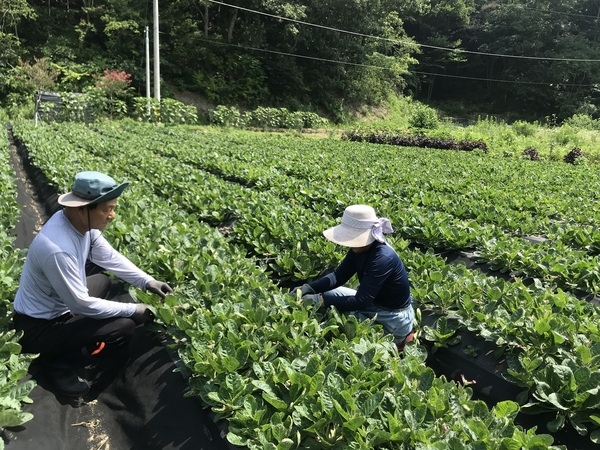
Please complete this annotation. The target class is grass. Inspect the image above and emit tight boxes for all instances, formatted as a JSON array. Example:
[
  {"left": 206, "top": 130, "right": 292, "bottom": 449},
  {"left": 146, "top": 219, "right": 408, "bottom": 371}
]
[{"left": 343, "top": 95, "right": 600, "bottom": 162}]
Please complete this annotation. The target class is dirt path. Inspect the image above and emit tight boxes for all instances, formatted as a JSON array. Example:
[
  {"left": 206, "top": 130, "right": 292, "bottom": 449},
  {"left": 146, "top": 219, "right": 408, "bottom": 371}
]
[{"left": 8, "top": 139, "right": 45, "bottom": 248}]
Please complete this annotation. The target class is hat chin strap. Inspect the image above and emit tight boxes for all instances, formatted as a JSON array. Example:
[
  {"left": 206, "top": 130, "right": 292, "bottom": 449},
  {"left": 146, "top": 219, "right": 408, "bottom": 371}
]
[
  {"left": 87, "top": 208, "right": 93, "bottom": 260},
  {"left": 87, "top": 207, "right": 105, "bottom": 261}
]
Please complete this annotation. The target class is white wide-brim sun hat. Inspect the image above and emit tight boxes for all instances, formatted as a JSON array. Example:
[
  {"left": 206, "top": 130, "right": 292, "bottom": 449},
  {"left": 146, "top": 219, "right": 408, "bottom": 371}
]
[
  {"left": 323, "top": 204, "right": 382, "bottom": 247},
  {"left": 58, "top": 171, "right": 130, "bottom": 207}
]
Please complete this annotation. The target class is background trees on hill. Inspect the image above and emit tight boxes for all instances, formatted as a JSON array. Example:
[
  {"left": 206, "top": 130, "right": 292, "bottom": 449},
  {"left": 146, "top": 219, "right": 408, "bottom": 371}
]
[
  {"left": 160, "top": 0, "right": 416, "bottom": 120},
  {"left": 0, "top": 0, "right": 599, "bottom": 122},
  {"left": 407, "top": 0, "right": 600, "bottom": 120}
]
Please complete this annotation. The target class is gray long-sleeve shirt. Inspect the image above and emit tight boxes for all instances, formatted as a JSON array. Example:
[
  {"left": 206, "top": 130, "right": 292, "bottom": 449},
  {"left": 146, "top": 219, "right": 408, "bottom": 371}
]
[{"left": 14, "top": 210, "right": 153, "bottom": 319}]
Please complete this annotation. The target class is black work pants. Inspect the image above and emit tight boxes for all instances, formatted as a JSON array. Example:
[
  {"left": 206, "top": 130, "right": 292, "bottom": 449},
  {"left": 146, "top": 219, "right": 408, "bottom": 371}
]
[{"left": 13, "top": 274, "right": 136, "bottom": 366}]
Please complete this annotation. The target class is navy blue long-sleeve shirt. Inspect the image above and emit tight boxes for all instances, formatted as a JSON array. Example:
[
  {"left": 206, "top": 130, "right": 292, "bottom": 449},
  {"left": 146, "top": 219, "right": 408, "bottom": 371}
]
[{"left": 307, "top": 241, "right": 411, "bottom": 311}]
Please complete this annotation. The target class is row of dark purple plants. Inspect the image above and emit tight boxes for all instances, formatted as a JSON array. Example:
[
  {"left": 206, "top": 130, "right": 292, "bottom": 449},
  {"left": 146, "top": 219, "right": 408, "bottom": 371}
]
[
  {"left": 523, "top": 146, "right": 587, "bottom": 164},
  {"left": 341, "top": 130, "right": 489, "bottom": 152},
  {"left": 342, "top": 129, "right": 588, "bottom": 164}
]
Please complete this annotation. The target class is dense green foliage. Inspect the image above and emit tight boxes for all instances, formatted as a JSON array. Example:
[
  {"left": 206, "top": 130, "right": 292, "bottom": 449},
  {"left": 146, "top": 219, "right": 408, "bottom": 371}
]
[
  {"left": 9, "top": 118, "right": 581, "bottom": 448},
  {"left": 1, "top": 1, "right": 599, "bottom": 121},
  {"left": 8, "top": 118, "right": 600, "bottom": 444}
]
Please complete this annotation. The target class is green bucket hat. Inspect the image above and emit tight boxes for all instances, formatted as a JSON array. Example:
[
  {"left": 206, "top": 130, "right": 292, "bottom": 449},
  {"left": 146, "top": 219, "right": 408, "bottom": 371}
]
[{"left": 57, "top": 171, "right": 130, "bottom": 207}]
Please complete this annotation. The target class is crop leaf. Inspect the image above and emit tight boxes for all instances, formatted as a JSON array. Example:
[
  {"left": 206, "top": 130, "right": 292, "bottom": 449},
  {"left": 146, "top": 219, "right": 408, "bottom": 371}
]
[{"left": 493, "top": 401, "right": 520, "bottom": 420}]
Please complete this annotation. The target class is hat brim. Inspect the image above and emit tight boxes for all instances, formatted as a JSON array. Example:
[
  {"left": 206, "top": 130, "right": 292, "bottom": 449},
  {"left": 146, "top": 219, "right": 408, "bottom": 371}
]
[
  {"left": 58, "top": 182, "right": 130, "bottom": 207},
  {"left": 323, "top": 224, "right": 375, "bottom": 247}
]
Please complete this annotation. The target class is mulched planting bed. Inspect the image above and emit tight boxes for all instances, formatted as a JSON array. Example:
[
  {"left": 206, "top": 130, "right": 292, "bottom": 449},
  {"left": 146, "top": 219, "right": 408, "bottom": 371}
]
[
  {"left": 6, "top": 125, "right": 596, "bottom": 449},
  {"left": 426, "top": 250, "right": 599, "bottom": 449},
  {"left": 422, "top": 320, "right": 594, "bottom": 449}
]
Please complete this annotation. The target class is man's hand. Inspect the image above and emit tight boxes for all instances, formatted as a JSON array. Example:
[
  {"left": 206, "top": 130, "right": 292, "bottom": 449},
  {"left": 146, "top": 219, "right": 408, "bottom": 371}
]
[
  {"left": 131, "top": 304, "right": 155, "bottom": 325},
  {"left": 146, "top": 280, "right": 173, "bottom": 298}
]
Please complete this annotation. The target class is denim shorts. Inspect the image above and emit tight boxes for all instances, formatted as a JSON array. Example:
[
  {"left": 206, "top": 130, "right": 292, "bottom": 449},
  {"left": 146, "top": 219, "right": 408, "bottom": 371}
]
[{"left": 323, "top": 287, "right": 415, "bottom": 344}]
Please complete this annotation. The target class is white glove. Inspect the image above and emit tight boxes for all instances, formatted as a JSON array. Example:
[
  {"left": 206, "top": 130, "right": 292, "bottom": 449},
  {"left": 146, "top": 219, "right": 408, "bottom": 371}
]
[{"left": 290, "top": 284, "right": 315, "bottom": 297}]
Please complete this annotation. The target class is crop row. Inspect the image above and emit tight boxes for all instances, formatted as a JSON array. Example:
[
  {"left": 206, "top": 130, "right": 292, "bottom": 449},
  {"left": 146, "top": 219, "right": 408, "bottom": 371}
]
[
  {"left": 342, "top": 130, "right": 489, "bottom": 152},
  {"left": 87, "top": 122, "right": 600, "bottom": 301},
  {"left": 6, "top": 119, "right": 564, "bottom": 448},
  {"left": 104, "top": 121, "right": 600, "bottom": 235},
  {"left": 13, "top": 119, "right": 600, "bottom": 444},
  {"left": 0, "top": 126, "right": 37, "bottom": 442}
]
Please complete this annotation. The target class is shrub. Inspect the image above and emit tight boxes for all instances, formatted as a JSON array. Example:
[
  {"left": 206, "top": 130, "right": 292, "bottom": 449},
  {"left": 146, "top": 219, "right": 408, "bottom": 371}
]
[
  {"left": 408, "top": 105, "right": 439, "bottom": 130},
  {"left": 132, "top": 97, "right": 161, "bottom": 123},
  {"left": 512, "top": 120, "right": 536, "bottom": 137},
  {"left": 210, "top": 105, "right": 246, "bottom": 127},
  {"left": 210, "top": 105, "right": 329, "bottom": 131},
  {"left": 301, "top": 112, "right": 329, "bottom": 129},
  {"left": 92, "top": 69, "right": 133, "bottom": 119},
  {"left": 280, "top": 110, "right": 305, "bottom": 131},
  {"left": 522, "top": 147, "right": 540, "bottom": 161},
  {"left": 249, "top": 106, "right": 283, "bottom": 129},
  {"left": 37, "top": 91, "right": 95, "bottom": 122},
  {"left": 564, "top": 114, "right": 600, "bottom": 131},
  {"left": 160, "top": 98, "right": 198, "bottom": 124},
  {"left": 553, "top": 125, "right": 578, "bottom": 146},
  {"left": 497, "top": 129, "right": 517, "bottom": 146},
  {"left": 94, "top": 69, "right": 131, "bottom": 98},
  {"left": 564, "top": 147, "right": 587, "bottom": 164}
]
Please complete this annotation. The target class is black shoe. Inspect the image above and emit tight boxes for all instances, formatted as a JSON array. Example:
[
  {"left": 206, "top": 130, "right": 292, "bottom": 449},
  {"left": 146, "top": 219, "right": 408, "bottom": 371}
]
[{"left": 46, "top": 367, "right": 90, "bottom": 397}]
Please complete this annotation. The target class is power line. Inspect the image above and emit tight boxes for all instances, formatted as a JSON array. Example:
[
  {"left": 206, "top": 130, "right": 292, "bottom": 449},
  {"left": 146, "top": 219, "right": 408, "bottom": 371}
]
[
  {"left": 521, "top": 6, "right": 600, "bottom": 20},
  {"left": 413, "top": 70, "right": 596, "bottom": 87},
  {"left": 208, "top": 0, "right": 600, "bottom": 63},
  {"left": 198, "top": 38, "right": 389, "bottom": 70},
  {"left": 200, "top": 38, "right": 598, "bottom": 88}
]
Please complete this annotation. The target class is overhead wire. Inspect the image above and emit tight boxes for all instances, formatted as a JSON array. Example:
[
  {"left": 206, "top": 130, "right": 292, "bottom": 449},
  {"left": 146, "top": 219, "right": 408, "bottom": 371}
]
[
  {"left": 199, "top": 3, "right": 599, "bottom": 88},
  {"left": 208, "top": 0, "right": 600, "bottom": 63},
  {"left": 200, "top": 39, "right": 598, "bottom": 88},
  {"left": 521, "top": 6, "right": 600, "bottom": 20},
  {"left": 198, "top": 38, "right": 389, "bottom": 70}
]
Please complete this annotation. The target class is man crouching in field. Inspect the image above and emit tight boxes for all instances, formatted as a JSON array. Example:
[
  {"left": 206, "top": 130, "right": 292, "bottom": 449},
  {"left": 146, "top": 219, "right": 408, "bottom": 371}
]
[{"left": 12, "top": 171, "right": 172, "bottom": 397}]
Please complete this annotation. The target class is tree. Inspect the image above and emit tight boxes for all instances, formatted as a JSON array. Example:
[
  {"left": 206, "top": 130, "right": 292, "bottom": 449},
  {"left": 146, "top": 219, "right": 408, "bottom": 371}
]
[
  {"left": 18, "top": 57, "right": 59, "bottom": 92},
  {"left": 401, "top": 0, "right": 478, "bottom": 100},
  {"left": 0, "top": 0, "right": 36, "bottom": 35},
  {"left": 156, "top": 0, "right": 419, "bottom": 117},
  {"left": 0, "top": 32, "right": 21, "bottom": 103},
  {"left": 468, "top": 0, "right": 600, "bottom": 119},
  {"left": 90, "top": 68, "right": 132, "bottom": 118},
  {"left": 0, "top": 0, "right": 36, "bottom": 104}
]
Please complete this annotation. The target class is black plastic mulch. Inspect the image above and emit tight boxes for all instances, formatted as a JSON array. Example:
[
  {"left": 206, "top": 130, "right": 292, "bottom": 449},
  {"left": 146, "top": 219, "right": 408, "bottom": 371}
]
[{"left": 7, "top": 327, "right": 230, "bottom": 450}]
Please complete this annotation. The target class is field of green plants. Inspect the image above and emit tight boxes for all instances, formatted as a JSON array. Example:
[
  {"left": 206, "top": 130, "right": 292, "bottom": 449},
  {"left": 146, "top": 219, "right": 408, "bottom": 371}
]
[{"left": 3, "top": 118, "right": 600, "bottom": 449}]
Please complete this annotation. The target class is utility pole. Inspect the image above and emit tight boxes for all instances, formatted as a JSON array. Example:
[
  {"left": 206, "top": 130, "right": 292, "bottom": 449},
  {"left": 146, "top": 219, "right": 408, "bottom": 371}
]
[
  {"left": 153, "top": 0, "right": 161, "bottom": 101},
  {"left": 145, "top": 26, "right": 151, "bottom": 115}
]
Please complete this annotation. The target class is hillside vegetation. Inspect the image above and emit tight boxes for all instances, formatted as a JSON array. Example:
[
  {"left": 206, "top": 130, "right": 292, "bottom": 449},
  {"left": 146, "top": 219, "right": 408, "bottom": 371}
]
[{"left": 2, "top": 0, "right": 600, "bottom": 122}]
